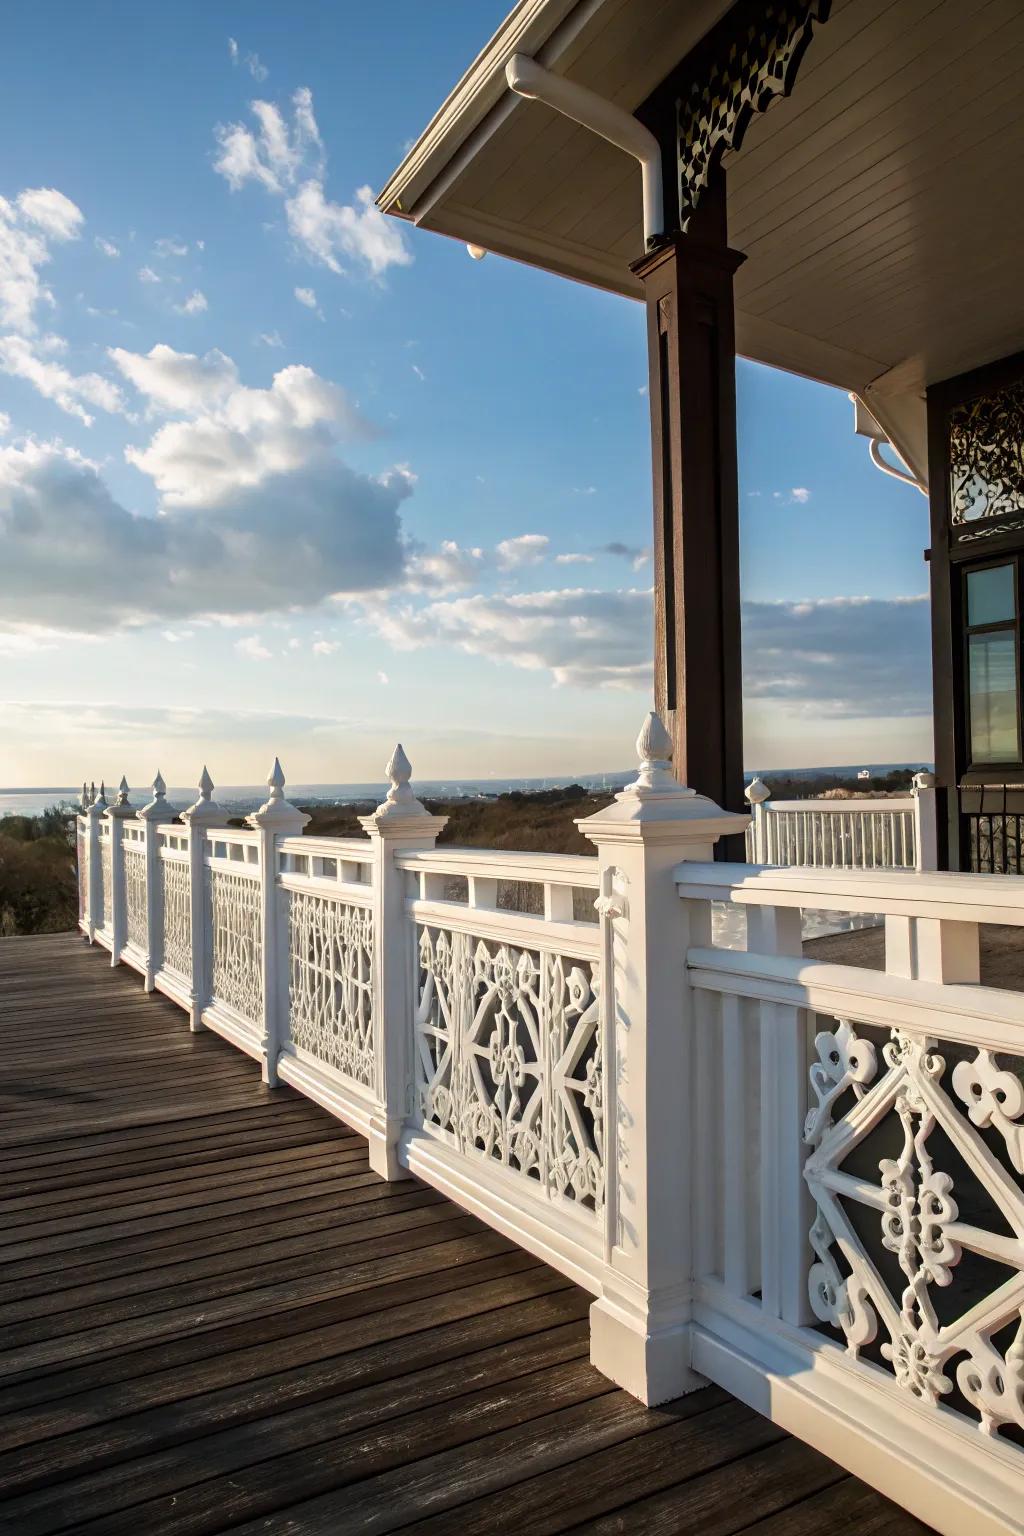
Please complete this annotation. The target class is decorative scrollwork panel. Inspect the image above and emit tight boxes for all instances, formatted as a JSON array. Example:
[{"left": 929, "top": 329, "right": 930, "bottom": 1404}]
[
  {"left": 804, "top": 1018, "right": 1024, "bottom": 1439},
  {"left": 77, "top": 826, "right": 86, "bottom": 922},
  {"left": 100, "top": 841, "right": 112, "bottom": 932},
  {"left": 415, "top": 924, "right": 603, "bottom": 1215},
  {"left": 161, "top": 858, "right": 191, "bottom": 981},
  {"left": 124, "top": 845, "right": 147, "bottom": 952},
  {"left": 287, "top": 891, "right": 375, "bottom": 1090},
  {"left": 209, "top": 868, "right": 262, "bottom": 1026},
  {"left": 949, "top": 380, "right": 1024, "bottom": 539},
  {"left": 675, "top": 0, "right": 830, "bottom": 228}
]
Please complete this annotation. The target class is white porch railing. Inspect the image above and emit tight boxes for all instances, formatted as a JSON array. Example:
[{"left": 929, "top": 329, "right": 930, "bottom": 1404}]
[
  {"left": 743, "top": 774, "right": 939, "bottom": 871},
  {"left": 74, "top": 719, "right": 1024, "bottom": 1536}
]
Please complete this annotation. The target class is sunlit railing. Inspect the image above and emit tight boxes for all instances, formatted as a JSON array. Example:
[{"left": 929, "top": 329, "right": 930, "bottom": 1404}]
[{"left": 743, "top": 776, "right": 938, "bottom": 872}]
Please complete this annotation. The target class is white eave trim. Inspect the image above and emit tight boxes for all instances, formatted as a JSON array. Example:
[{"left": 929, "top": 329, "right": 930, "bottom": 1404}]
[{"left": 377, "top": 0, "right": 585, "bottom": 220}]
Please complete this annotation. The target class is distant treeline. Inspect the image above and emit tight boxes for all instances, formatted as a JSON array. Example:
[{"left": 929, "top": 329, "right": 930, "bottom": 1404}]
[
  {"left": 752, "top": 769, "right": 926, "bottom": 800},
  {"left": 0, "top": 804, "right": 78, "bottom": 936}
]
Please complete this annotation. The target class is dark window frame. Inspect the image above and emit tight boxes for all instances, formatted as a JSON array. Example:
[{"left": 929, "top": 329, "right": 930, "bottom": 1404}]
[{"left": 961, "top": 554, "right": 1023, "bottom": 774}]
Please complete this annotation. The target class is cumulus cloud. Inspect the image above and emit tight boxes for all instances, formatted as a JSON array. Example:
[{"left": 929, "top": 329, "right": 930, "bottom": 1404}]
[
  {"left": 367, "top": 587, "right": 654, "bottom": 691},
  {"left": 138, "top": 265, "right": 160, "bottom": 284},
  {"left": 404, "top": 539, "right": 486, "bottom": 593},
  {"left": 743, "top": 595, "right": 931, "bottom": 717},
  {"left": 176, "top": 289, "right": 208, "bottom": 316},
  {"left": 112, "top": 350, "right": 374, "bottom": 506},
  {"left": 236, "top": 634, "right": 271, "bottom": 660},
  {"left": 555, "top": 552, "right": 595, "bottom": 565},
  {"left": 107, "top": 343, "right": 238, "bottom": 414},
  {"left": 0, "top": 188, "right": 84, "bottom": 333},
  {"left": 94, "top": 236, "right": 120, "bottom": 258},
  {"left": 213, "top": 88, "right": 410, "bottom": 278},
  {"left": 0, "top": 332, "right": 125, "bottom": 424},
  {"left": 0, "top": 348, "right": 412, "bottom": 632},
  {"left": 496, "top": 533, "right": 549, "bottom": 570},
  {"left": 312, "top": 638, "right": 339, "bottom": 655}
]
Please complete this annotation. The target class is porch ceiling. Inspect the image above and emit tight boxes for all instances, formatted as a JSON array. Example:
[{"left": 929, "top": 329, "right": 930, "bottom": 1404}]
[{"left": 379, "top": 0, "right": 1024, "bottom": 395}]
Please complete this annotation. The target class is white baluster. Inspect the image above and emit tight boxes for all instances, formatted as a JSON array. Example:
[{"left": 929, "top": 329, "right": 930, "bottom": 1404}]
[
  {"left": 181, "top": 766, "right": 230, "bottom": 1032},
  {"left": 137, "top": 770, "right": 172, "bottom": 992},
  {"left": 246, "top": 758, "right": 310, "bottom": 1086},
  {"left": 359, "top": 744, "right": 447, "bottom": 1180},
  {"left": 106, "top": 776, "right": 135, "bottom": 967}
]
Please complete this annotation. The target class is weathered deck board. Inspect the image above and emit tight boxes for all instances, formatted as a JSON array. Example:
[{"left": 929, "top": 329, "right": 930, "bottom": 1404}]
[{"left": 0, "top": 932, "right": 933, "bottom": 1536}]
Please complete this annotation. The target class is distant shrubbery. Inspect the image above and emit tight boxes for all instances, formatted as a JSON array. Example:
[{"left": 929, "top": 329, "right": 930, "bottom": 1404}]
[{"left": 0, "top": 805, "right": 78, "bottom": 935}]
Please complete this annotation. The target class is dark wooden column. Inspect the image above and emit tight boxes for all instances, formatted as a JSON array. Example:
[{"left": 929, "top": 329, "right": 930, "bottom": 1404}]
[{"left": 633, "top": 189, "right": 745, "bottom": 816}]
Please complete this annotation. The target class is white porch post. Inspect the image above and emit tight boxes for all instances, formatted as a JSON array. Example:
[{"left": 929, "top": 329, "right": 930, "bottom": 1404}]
[
  {"left": 744, "top": 776, "right": 771, "bottom": 863},
  {"left": 137, "top": 771, "right": 170, "bottom": 992},
  {"left": 181, "top": 768, "right": 230, "bottom": 1033},
  {"left": 359, "top": 745, "right": 447, "bottom": 1181},
  {"left": 913, "top": 769, "right": 939, "bottom": 872},
  {"left": 579, "top": 712, "right": 747, "bottom": 1406},
  {"left": 85, "top": 782, "right": 105, "bottom": 942},
  {"left": 105, "top": 777, "right": 136, "bottom": 966},
  {"left": 246, "top": 759, "right": 309, "bottom": 1087}
]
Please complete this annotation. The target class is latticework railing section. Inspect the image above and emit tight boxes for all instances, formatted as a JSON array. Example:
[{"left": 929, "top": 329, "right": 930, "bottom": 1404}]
[
  {"left": 122, "top": 826, "right": 148, "bottom": 955},
  {"left": 678, "top": 860, "right": 1024, "bottom": 1508},
  {"left": 745, "top": 797, "right": 919, "bottom": 869},
  {"left": 98, "top": 826, "right": 112, "bottom": 939},
  {"left": 158, "top": 828, "right": 191, "bottom": 985},
  {"left": 400, "top": 850, "right": 604, "bottom": 1220},
  {"left": 206, "top": 831, "right": 263, "bottom": 1032},
  {"left": 279, "top": 837, "right": 376, "bottom": 1093}
]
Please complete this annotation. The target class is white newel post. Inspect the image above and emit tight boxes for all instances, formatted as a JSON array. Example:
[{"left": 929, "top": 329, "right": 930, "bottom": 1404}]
[
  {"left": 912, "top": 769, "right": 939, "bottom": 872},
  {"left": 360, "top": 745, "right": 447, "bottom": 1181},
  {"left": 181, "top": 768, "right": 230, "bottom": 1033},
  {"left": 744, "top": 777, "right": 771, "bottom": 864},
  {"left": 246, "top": 759, "right": 310, "bottom": 1087},
  {"left": 105, "top": 777, "right": 135, "bottom": 966},
  {"left": 85, "top": 782, "right": 105, "bottom": 942},
  {"left": 137, "top": 771, "right": 171, "bottom": 992},
  {"left": 579, "top": 712, "right": 748, "bottom": 1406}
]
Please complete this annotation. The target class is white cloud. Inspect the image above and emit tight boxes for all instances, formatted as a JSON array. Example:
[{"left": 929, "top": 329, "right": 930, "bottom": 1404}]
[
  {"left": 162, "top": 629, "right": 194, "bottom": 643},
  {"left": 138, "top": 265, "right": 160, "bottom": 284},
  {"left": 228, "top": 35, "right": 267, "bottom": 81},
  {"left": 228, "top": 37, "right": 239, "bottom": 62},
  {"left": 377, "top": 669, "right": 389, "bottom": 685},
  {"left": 411, "top": 363, "right": 425, "bottom": 382},
  {"left": 294, "top": 285, "right": 317, "bottom": 308},
  {"left": 0, "top": 355, "right": 411, "bottom": 634},
  {"left": 236, "top": 634, "right": 272, "bottom": 660},
  {"left": 114, "top": 351, "right": 373, "bottom": 506},
  {"left": 0, "top": 332, "right": 125, "bottom": 425},
  {"left": 108, "top": 343, "right": 238, "bottom": 413},
  {"left": 790, "top": 486, "right": 811, "bottom": 504},
  {"left": 602, "top": 541, "right": 651, "bottom": 570},
  {"left": 94, "top": 236, "right": 119, "bottom": 259},
  {"left": 0, "top": 411, "right": 10, "bottom": 435},
  {"left": 404, "top": 539, "right": 486, "bottom": 593},
  {"left": 176, "top": 289, "right": 208, "bottom": 316},
  {"left": 154, "top": 237, "right": 189, "bottom": 258},
  {"left": 257, "top": 330, "right": 283, "bottom": 348},
  {"left": 213, "top": 89, "right": 410, "bottom": 278},
  {"left": 285, "top": 179, "right": 411, "bottom": 278},
  {"left": 555, "top": 553, "right": 595, "bottom": 565},
  {"left": 213, "top": 87, "right": 322, "bottom": 196},
  {"left": 17, "top": 188, "right": 84, "bottom": 242},
  {"left": 496, "top": 533, "right": 549, "bottom": 570},
  {"left": 368, "top": 586, "right": 653, "bottom": 690},
  {"left": 0, "top": 188, "right": 84, "bottom": 333},
  {"left": 312, "top": 638, "right": 339, "bottom": 655}
]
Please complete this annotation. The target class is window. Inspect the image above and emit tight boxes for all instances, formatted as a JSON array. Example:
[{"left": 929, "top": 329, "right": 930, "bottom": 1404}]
[{"left": 964, "top": 561, "right": 1021, "bottom": 765}]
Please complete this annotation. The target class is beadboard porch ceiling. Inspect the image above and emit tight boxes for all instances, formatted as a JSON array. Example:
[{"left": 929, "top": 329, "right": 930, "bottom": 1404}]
[{"left": 378, "top": 0, "right": 1024, "bottom": 396}]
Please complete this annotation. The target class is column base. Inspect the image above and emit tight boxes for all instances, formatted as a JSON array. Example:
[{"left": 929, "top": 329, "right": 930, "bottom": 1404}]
[
  {"left": 188, "top": 1006, "right": 205, "bottom": 1033},
  {"left": 261, "top": 1050, "right": 279, "bottom": 1088},
  {"left": 368, "top": 1115, "right": 412, "bottom": 1182},
  {"left": 589, "top": 1293, "right": 706, "bottom": 1406}
]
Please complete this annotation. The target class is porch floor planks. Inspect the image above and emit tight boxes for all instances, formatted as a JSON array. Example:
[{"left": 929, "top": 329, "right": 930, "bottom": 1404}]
[{"left": 0, "top": 933, "right": 933, "bottom": 1536}]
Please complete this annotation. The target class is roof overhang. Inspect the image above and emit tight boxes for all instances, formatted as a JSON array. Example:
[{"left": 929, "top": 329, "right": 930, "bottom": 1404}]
[{"left": 380, "top": 0, "right": 1024, "bottom": 412}]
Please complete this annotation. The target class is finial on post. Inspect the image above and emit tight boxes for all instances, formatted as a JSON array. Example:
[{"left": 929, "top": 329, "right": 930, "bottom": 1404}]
[
  {"left": 139, "top": 768, "right": 172, "bottom": 822},
  {"left": 116, "top": 776, "right": 131, "bottom": 807},
  {"left": 89, "top": 781, "right": 96, "bottom": 806},
  {"left": 96, "top": 780, "right": 108, "bottom": 810},
  {"left": 182, "top": 764, "right": 225, "bottom": 825},
  {"left": 361, "top": 741, "right": 446, "bottom": 835},
  {"left": 745, "top": 776, "right": 770, "bottom": 806},
  {"left": 80, "top": 782, "right": 89, "bottom": 812},
  {"left": 631, "top": 710, "right": 684, "bottom": 794},
  {"left": 246, "top": 757, "right": 309, "bottom": 831}
]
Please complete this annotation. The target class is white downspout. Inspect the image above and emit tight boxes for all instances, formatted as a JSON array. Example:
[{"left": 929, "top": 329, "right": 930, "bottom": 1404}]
[{"left": 505, "top": 53, "right": 664, "bottom": 250}]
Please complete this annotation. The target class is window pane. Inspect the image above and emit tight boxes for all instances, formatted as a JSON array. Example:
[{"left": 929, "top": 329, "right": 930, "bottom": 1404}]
[
  {"left": 967, "top": 564, "right": 1015, "bottom": 626},
  {"left": 969, "top": 632, "right": 1020, "bottom": 762}
]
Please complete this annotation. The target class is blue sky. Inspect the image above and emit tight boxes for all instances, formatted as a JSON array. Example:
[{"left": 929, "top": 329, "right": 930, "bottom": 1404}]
[{"left": 0, "top": 1, "right": 931, "bottom": 790}]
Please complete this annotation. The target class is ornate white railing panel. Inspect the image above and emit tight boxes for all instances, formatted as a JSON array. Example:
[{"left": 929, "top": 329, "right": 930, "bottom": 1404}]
[
  {"left": 745, "top": 795, "right": 919, "bottom": 869},
  {"left": 99, "top": 830, "right": 112, "bottom": 936},
  {"left": 76, "top": 817, "right": 87, "bottom": 928},
  {"left": 123, "top": 840, "right": 148, "bottom": 954},
  {"left": 286, "top": 888, "right": 375, "bottom": 1088},
  {"left": 404, "top": 850, "right": 604, "bottom": 1221},
  {"left": 159, "top": 836, "right": 191, "bottom": 983},
  {"left": 679, "top": 859, "right": 1024, "bottom": 1533},
  {"left": 207, "top": 836, "right": 263, "bottom": 1029}
]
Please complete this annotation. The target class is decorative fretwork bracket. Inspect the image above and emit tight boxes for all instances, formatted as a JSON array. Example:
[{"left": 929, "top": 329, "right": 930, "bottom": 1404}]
[{"left": 676, "top": 0, "right": 831, "bottom": 228}]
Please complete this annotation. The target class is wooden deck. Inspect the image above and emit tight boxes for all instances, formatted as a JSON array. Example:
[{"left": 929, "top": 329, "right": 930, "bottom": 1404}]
[{"left": 0, "top": 932, "right": 932, "bottom": 1536}]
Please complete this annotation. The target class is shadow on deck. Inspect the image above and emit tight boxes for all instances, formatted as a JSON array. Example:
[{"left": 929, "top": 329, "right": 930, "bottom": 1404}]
[{"left": 0, "top": 932, "right": 932, "bottom": 1535}]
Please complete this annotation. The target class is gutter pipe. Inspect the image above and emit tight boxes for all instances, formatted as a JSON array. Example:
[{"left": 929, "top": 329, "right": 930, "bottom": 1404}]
[{"left": 505, "top": 53, "right": 664, "bottom": 250}]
